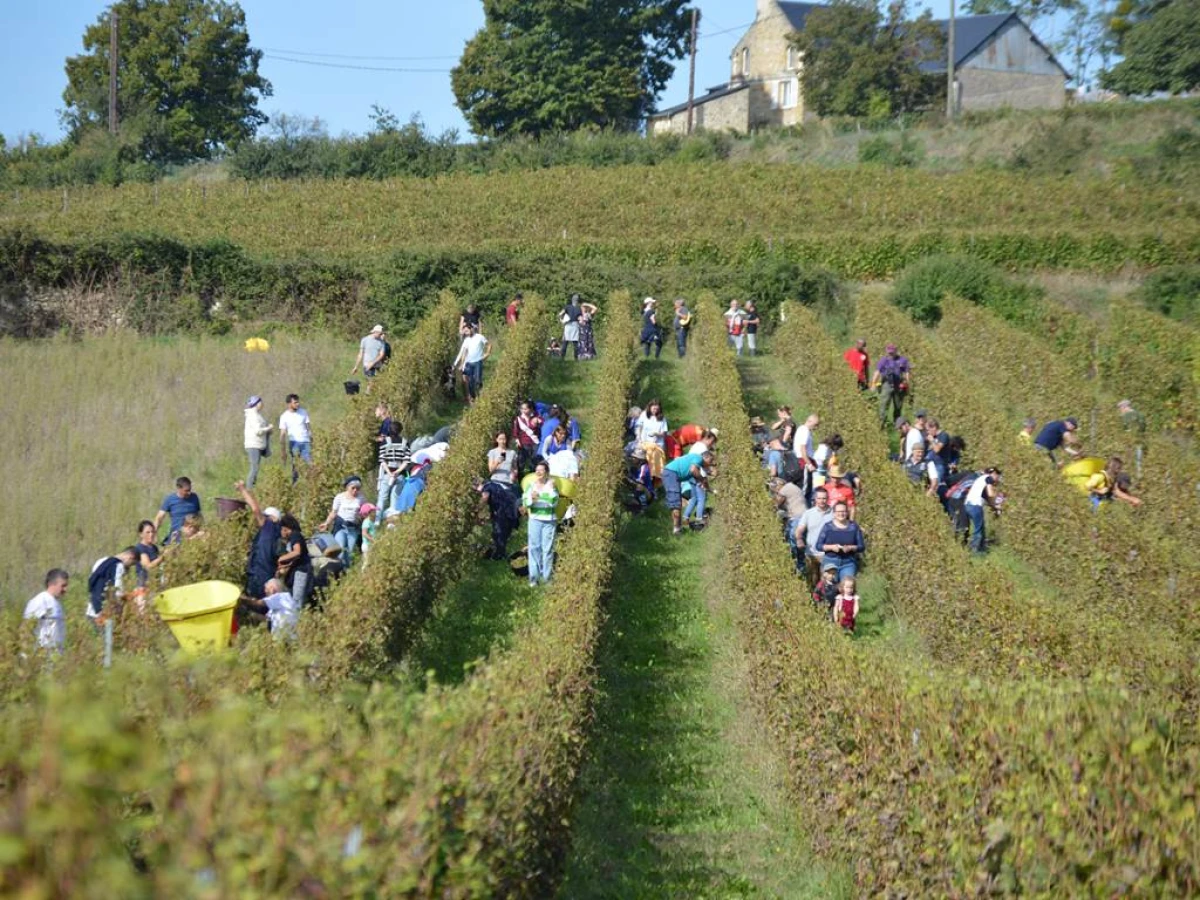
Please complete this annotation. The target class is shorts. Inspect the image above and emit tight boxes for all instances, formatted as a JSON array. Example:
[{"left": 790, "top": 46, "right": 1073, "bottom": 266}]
[{"left": 661, "top": 468, "right": 683, "bottom": 509}]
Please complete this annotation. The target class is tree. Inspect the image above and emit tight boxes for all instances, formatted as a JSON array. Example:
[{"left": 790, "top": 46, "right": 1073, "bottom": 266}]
[
  {"left": 791, "top": 0, "right": 945, "bottom": 118},
  {"left": 452, "top": 0, "right": 692, "bottom": 137},
  {"left": 1101, "top": 0, "right": 1200, "bottom": 93},
  {"left": 62, "top": 0, "right": 271, "bottom": 163},
  {"left": 963, "top": 0, "right": 1078, "bottom": 30}
]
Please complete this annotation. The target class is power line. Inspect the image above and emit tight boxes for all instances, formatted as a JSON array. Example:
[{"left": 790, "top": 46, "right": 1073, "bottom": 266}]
[
  {"left": 262, "top": 47, "right": 458, "bottom": 61},
  {"left": 263, "top": 54, "right": 452, "bottom": 73}
]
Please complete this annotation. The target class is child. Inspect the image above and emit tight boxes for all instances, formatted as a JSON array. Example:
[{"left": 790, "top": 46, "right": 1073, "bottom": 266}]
[
  {"left": 359, "top": 503, "right": 378, "bottom": 566},
  {"left": 241, "top": 577, "right": 299, "bottom": 639},
  {"left": 833, "top": 576, "right": 860, "bottom": 633},
  {"left": 1018, "top": 418, "right": 1037, "bottom": 445},
  {"left": 812, "top": 563, "right": 840, "bottom": 612}
]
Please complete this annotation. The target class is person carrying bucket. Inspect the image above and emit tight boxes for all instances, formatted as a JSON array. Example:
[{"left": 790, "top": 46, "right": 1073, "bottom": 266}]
[{"left": 235, "top": 481, "right": 282, "bottom": 599}]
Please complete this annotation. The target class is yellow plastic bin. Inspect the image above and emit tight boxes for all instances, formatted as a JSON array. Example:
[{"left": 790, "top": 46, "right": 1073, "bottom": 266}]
[
  {"left": 1062, "top": 457, "right": 1105, "bottom": 494},
  {"left": 154, "top": 581, "right": 241, "bottom": 655}
]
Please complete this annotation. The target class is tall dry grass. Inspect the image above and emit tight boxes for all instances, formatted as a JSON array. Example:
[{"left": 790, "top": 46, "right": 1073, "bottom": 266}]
[{"left": 0, "top": 331, "right": 346, "bottom": 610}]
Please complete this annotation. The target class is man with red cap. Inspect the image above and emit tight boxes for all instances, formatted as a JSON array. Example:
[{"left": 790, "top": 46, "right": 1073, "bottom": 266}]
[
  {"left": 871, "top": 343, "right": 911, "bottom": 427},
  {"left": 843, "top": 338, "right": 870, "bottom": 391}
]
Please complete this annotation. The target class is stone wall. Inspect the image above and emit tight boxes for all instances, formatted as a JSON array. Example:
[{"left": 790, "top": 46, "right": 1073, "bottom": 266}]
[
  {"left": 958, "top": 68, "right": 1066, "bottom": 111},
  {"left": 647, "top": 87, "right": 751, "bottom": 136}
]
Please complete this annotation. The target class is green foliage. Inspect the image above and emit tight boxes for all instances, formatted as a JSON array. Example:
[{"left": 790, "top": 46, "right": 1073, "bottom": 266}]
[
  {"left": 1009, "top": 115, "right": 1096, "bottom": 175},
  {"left": 891, "top": 253, "right": 1038, "bottom": 324},
  {"left": 1101, "top": 0, "right": 1200, "bottom": 95},
  {"left": 451, "top": 0, "right": 691, "bottom": 137},
  {"left": 738, "top": 255, "right": 842, "bottom": 331},
  {"left": 857, "top": 132, "right": 924, "bottom": 167},
  {"left": 792, "top": 0, "right": 945, "bottom": 118},
  {"left": 1137, "top": 263, "right": 1200, "bottom": 323},
  {"left": 62, "top": 0, "right": 271, "bottom": 164}
]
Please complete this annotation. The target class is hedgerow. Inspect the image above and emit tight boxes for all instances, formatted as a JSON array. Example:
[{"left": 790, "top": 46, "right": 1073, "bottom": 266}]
[
  {"left": 1102, "top": 298, "right": 1199, "bottom": 433},
  {"left": 770, "top": 303, "right": 1184, "bottom": 686},
  {"left": 855, "top": 289, "right": 1200, "bottom": 665},
  {"left": 688, "top": 292, "right": 1200, "bottom": 895}
]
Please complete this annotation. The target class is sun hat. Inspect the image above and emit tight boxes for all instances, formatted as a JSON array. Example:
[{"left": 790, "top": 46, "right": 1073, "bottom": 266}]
[
  {"left": 371, "top": 324, "right": 384, "bottom": 334},
  {"left": 643, "top": 296, "right": 656, "bottom": 306},
  {"left": 245, "top": 395, "right": 262, "bottom": 408},
  {"left": 262, "top": 506, "right": 282, "bottom": 520},
  {"left": 823, "top": 562, "right": 839, "bottom": 572},
  {"left": 359, "top": 503, "right": 377, "bottom": 517},
  {"left": 828, "top": 463, "right": 846, "bottom": 478}
]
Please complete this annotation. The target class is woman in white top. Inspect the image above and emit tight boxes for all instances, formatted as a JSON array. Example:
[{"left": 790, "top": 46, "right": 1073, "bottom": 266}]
[
  {"left": 243, "top": 395, "right": 273, "bottom": 488},
  {"left": 487, "top": 431, "right": 518, "bottom": 484},
  {"left": 320, "top": 475, "right": 366, "bottom": 565},
  {"left": 636, "top": 399, "right": 669, "bottom": 477}
]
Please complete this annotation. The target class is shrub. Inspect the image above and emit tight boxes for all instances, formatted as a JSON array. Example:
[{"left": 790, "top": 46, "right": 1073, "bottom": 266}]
[
  {"left": 738, "top": 255, "right": 842, "bottom": 330},
  {"left": 1136, "top": 264, "right": 1200, "bottom": 324},
  {"left": 891, "top": 253, "right": 1038, "bottom": 325},
  {"left": 857, "top": 133, "right": 923, "bottom": 168}
]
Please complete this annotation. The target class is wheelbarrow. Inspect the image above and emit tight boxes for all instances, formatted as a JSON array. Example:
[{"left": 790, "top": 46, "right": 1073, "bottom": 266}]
[{"left": 154, "top": 580, "right": 241, "bottom": 655}]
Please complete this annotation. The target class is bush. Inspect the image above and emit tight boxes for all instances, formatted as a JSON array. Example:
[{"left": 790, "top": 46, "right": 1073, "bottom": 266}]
[
  {"left": 857, "top": 133, "right": 924, "bottom": 168},
  {"left": 891, "top": 253, "right": 1039, "bottom": 325},
  {"left": 1136, "top": 264, "right": 1200, "bottom": 324},
  {"left": 738, "top": 254, "right": 842, "bottom": 330}
]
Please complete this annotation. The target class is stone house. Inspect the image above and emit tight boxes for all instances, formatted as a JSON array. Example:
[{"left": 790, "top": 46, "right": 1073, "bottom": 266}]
[{"left": 647, "top": 0, "right": 1068, "bottom": 135}]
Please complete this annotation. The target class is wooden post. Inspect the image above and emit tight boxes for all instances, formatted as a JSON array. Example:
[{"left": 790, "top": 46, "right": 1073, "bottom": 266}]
[
  {"left": 109, "top": 11, "right": 119, "bottom": 135},
  {"left": 686, "top": 8, "right": 700, "bottom": 135},
  {"left": 946, "top": 0, "right": 955, "bottom": 120},
  {"left": 62, "top": 187, "right": 69, "bottom": 213}
]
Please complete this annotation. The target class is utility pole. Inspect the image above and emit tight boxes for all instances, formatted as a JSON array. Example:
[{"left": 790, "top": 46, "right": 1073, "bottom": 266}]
[
  {"left": 686, "top": 8, "right": 700, "bottom": 135},
  {"left": 945, "top": 0, "right": 955, "bottom": 120},
  {"left": 109, "top": 10, "right": 119, "bottom": 135}
]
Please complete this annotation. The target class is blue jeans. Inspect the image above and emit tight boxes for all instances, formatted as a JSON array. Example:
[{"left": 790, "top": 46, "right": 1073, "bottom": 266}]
[
  {"left": 334, "top": 521, "right": 360, "bottom": 566},
  {"left": 528, "top": 517, "right": 557, "bottom": 584},
  {"left": 826, "top": 554, "right": 858, "bottom": 582},
  {"left": 246, "top": 448, "right": 262, "bottom": 488},
  {"left": 683, "top": 483, "right": 707, "bottom": 521},
  {"left": 675, "top": 328, "right": 688, "bottom": 357},
  {"left": 376, "top": 470, "right": 396, "bottom": 521},
  {"left": 966, "top": 503, "right": 986, "bottom": 553},
  {"left": 463, "top": 360, "right": 483, "bottom": 400},
  {"left": 288, "top": 440, "right": 312, "bottom": 463}
]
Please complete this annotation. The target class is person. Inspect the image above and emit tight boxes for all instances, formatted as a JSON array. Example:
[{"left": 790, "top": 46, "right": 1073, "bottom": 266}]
[
  {"left": 661, "top": 450, "right": 714, "bottom": 536},
  {"left": 1018, "top": 418, "right": 1038, "bottom": 445},
  {"left": 635, "top": 400, "right": 669, "bottom": 477},
  {"left": 688, "top": 428, "right": 719, "bottom": 456},
  {"left": 351, "top": 324, "right": 389, "bottom": 388},
  {"left": 154, "top": 476, "right": 201, "bottom": 545},
  {"left": 360, "top": 504, "right": 379, "bottom": 566},
  {"left": 812, "top": 563, "right": 840, "bottom": 612},
  {"left": 1087, "top": 456, "right": 1142, "bottom": 508},
  {"left": 762, "top": 435, "right": 788, "bottom": 480},
  {"left": 479, "top": 477, "right": 521, "bottom": 560},
  {"left": 377, "top": 440, "right": 410, "bottom": 523},
  {"left": 505, "top": 293, "right": 523, "bottom": 326},
  {"left": 276, "top": 513, "right": 313, "bottom": 608},
  {"left": 832, "top": 577, "right": 860, "bottom": 633},
  {"left": 673, "top": 297, "right": 692, "bottom": 358},
  {"left": 904, "top": 445, "right": 943, "bottom": 499},
  {"left": 896, "top": 417, "right": 924, "bottom": 463},
  {"left": 243, "top": 395, "right": 273, "bottom": 488},
  {"left": 773, "top": 476, "right": 807, "bottom": 562},
  {"left": 279, "top": 394, "right": 313, "bottom": 466},
  {"left": 522, "top": 461, "right": 559, "bottom": 585},
  {"left": 815, "top": 501, "right": 866, "bottom": 581},
  {"left": 87, "top": 547, "right": 137, "bottom": 624},
  {"left": 723, "top": 299, "right": 746, "bottom": 355},
  {"left": 871, "top": 343, "right": 911, "bottom": 427},
  {"left": 180, "top": 513, "right": 207, "bottom": 541},
  {"left": 577, "top": 298, "right": 599, "bottom": 360},
  {"left": 375, "top": 402, "right": 403, "bottom": 448},
  {"left": 772, "top": 406, "right": 796, "bottom": 446},
  {"left": 812, "top": 433, "right": 844, "bottom": 489},
  {"left": 561, "top": 294, "right": 585, "bottom": 359},
  {"left": 796, "top": 488, "right": 834, "bottom": 584},
  {"left": 963, "top": 467, "right": 1002, "bottom": 554},
  {"left": 1117, "top": 399, "right": 1146, "bottom": 435},
  {"left": 234, "top": 481, "right": 283, "bottom": 598},
  {"left": 319, "top": 476, "right": 366, "bottom": 566},
  {"left": 25, "top": 568, "right": 69, "bottom": 653},
  {"left": 242, "top": 577, "right": 299, "bottom": 639},
  {"left": 743, "top": 301, "right": 761, "bottom": 356},
  {"left": 640, "top": 297, "right": 663, "bottom": 358},
  {"left": 1033, "top": 418, "right": 1081, "bottom": 467},
  {"left": 134, "top": 520, "right": 164, "bottom": 590},
  {"left": 487, "top": 431, "right": 518, "bottom": 485},
  {"left": 512, "top": 401, "right": 543, "bottom": 474},
  {"left": 793, "top": 412, "right": 819, "bottom": 500},
  {"left": 924, "top": 418, "right": 949, "bottom": 466},
  {"left": 460, "top": 302, "right": 482, "bottom": 335},
  {"left": 540, "top": 424, "right": 572, "bottom": 460},
  {"left": 843, "top": 339, "right": 870, "bottom": 391},
  {"left": 454, "top": 324, "right": 491, "bottom": 404},
  {"left": 389, "top": 461, "right": 429, "bottom": 517},
  {"left": 823, "top": 465, "right": 857, "bottom": 519}
]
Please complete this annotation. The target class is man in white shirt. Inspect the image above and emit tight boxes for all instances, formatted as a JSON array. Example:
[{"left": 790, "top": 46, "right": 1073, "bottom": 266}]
[
  {"left": 792, "top": 412, "right": 819, "bottom": 500},
  {"left": 24, "top": 568, "right": 69, "bottom": 652},
  {"left": 242, "top": 578, "right": 299, "bottom": 639},
  {"left": 351, "top": 324, "right": 388, "bottom": 387},
  {"left": 897, "top": 416, "right": 925, "bottom": 463},
  {"left": 454, "top": 324, "right": 492, "bottom": 403},
  {"left": 279, "top": 393, "right": 313, "bottom": 465},
  {"left": 795, "top": 487, "right": 834, "bottom": 583}
]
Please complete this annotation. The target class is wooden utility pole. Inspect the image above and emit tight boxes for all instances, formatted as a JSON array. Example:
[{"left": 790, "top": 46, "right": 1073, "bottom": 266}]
[
  {"left": 109, "top": 10, "right": 119, "bottom": 134},
  {"left": 945, "top": 0, "right": 955, "bottom": 120},
  {"left": 686, "top": 8, "right": 700, "bottom": 135}
]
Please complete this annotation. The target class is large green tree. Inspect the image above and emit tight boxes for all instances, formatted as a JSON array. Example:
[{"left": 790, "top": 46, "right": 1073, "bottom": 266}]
[
  {"left": 791, "top": 0, "right": 945, "bottom": 118},
  {"left": 452, "top": 0, "right": 692, "bottom": 137},
  {"left": 62, "top": 0, "right": 271, "bottom": 163},
  {"left": 1101, "top": 0, "right": 1200, "bottom": 93}
]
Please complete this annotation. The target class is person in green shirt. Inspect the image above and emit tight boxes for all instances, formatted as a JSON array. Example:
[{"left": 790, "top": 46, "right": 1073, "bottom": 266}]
[{"left": 522, "top": 460, "right": 560, "bottom": 586}]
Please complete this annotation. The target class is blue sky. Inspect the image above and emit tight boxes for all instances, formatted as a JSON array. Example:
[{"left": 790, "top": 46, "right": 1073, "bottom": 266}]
[{"left": 3, "top": 0, "right": 1029, "bottom": 146}]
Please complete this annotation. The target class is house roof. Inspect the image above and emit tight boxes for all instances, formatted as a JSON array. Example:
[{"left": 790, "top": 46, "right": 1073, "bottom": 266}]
[
  {"left": 651, "top": 81, "right": 748, "bottom": 119},
  {"left": 775, "top": 1, "right": 824, "bottom": 32},
  {"left": 924, "top": 12, "right": 1069, "bottom": 76}
]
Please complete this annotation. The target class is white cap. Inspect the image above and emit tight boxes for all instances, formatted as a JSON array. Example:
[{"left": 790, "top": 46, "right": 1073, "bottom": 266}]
[
  {"left": 371, "top": 324, "right": 384, "bottom": 334},
  {"left": 643, "top": 296, "right": 656, "bottom": 306},
  {"left": 262, "top": 507, "right": 282, "bottom": 520}
]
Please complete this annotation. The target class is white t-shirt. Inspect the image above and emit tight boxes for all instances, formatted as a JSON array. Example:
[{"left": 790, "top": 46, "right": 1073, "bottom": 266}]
[
  {"left": 636, "top": 414, "right": 669, "bottom": 447},
  {"left": 413, "top": 442, "right": 449, "bottom": 465},
  {"left": 332, "top": 492, "right": 364, "bottom": 522},
  {"left": 813, "top": 443, "right": 833, "bottom": 473},
  {"left": 262, "top": 590, "right": 299, "bottom": 636},
  {"left": 547, "top": 449, "right": 580, "bottom": 479},
  {"left": 279, "top": 408, "right": 312, "bottom": 443},
  {"left": 793, "top": 424, "right": 814, "bottom": 462},
  {"left": 24, "top": 591, "right": 65, "bottom": 651},
  {"left": 903, "top": 427, "right": 925, "bottom": 462},
  {"left": 458, "top": 333, "right": 489, "bottom": 365},
  {"left": 687, "top": 440, "right": 710, "bottom": 455},
  {"left": 965, "top": 475, "right": 994, "bottom": 507}
]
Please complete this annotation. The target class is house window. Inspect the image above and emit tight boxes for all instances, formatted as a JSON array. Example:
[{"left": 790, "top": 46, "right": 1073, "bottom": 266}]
[
  {"left": 777, "top": 78, "right": 797, "bottom": 109},
  {"left": 741, "top": 47, "right": 750, "bottom": 76},
  {"left": 787, "top": 47, "right": 798, "bottom": 70}
]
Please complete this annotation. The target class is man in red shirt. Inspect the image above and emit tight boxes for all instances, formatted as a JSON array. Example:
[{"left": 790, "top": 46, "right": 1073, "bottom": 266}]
[
  {"left": 843, "top": 338, "right": 869, "bottom": 390},
  {"left": 824, "top": 464, "right": 857, "bottom": 520},
  {"left": 505, "top": 293, "right": 522, "bottom": 326}
]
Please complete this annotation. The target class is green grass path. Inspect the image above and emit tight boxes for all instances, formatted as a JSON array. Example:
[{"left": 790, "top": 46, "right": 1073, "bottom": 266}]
[{"left": 558, "top": 356, "right": 849, "bottom": 899}]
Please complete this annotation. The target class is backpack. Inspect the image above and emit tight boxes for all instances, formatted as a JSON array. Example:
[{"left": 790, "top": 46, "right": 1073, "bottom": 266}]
[{"left": 779, "top": 451, "right": 804, "bottom": 485}]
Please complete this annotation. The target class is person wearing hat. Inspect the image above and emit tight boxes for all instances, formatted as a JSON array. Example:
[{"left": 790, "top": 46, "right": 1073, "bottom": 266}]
[
  {"left": 1033, "top": 417, "right": 1082, "bottom": 467},
  {"left": 235, "top": 481, "right": 283, "bottom": 599},
  {"left": 672, "top": 297, "right": 692, "bottom": 358},
  {"left": 843, "top": 338, "right": 870, "bottom": 391},
  {"left": 824, "top": 464, "right": 857, "bottom": 519},
  {"left": 319, "top": 476, "right": 367, "bottom": 566},
  {"left": 243, "top": 395, "right": 273, "bottom": 489},
  {"left": 870, "top": 343, "right": 911, "bottom": 427},
  {"left": 1117, "top": 399, "right": 1146, "bottom": 435},
  {"left": 640, "top": 297, "right": 663, "bottom": 359},
  {"left": 351, "top": 324, "right": 389, "bottom": 392}
]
